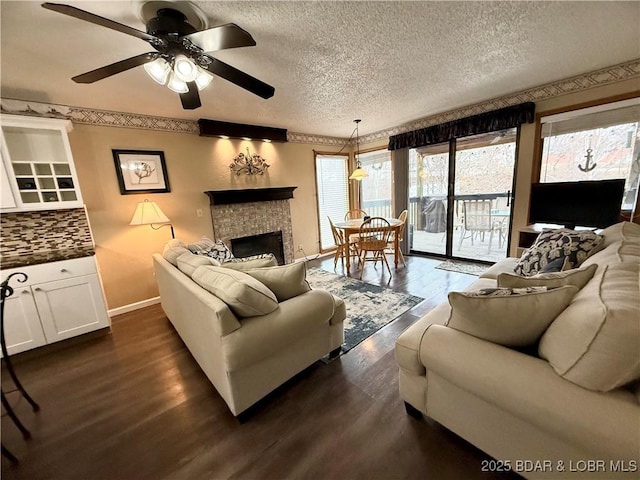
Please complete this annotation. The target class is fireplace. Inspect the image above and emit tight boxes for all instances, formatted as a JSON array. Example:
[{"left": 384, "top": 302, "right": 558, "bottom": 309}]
[
  {"left": 205, "top": 187, "right": 297, "bottom": 264},
  {"left": 231, "top": 231, "right": 285, "bottom": 265}
]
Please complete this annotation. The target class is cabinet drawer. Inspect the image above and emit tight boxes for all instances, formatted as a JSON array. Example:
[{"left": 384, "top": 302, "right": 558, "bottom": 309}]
[{"left": 3, "top": 256, "right": 97, "bottom": 286}]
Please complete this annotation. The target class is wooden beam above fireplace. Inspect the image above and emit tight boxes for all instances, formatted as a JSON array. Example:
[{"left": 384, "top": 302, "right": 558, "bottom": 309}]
[{"left": 205, "top": 187, "right": 297, "bottom": 205}]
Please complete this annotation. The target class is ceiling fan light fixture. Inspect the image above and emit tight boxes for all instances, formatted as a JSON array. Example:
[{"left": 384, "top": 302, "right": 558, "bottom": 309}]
[
  {"left": 167, "top": 71, "right": 189, "bottom": 93},
  {"left": 173, "top": 54, "right": 198, "bottom": 82},
  {"left": 143, "top": 58, "right": 171, "bottom": 85},
  {"left": 195, "top": 68, "right": 213, "bottom": 90}
]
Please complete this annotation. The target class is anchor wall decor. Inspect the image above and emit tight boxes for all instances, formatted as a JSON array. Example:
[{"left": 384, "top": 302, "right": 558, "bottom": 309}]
[{"left": 578, "top": 147, "right": 597, "bottom": 172}]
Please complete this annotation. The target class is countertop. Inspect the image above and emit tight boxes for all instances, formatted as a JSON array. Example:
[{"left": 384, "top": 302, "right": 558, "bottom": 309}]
[{"left": 1, "top": 246, "right": 96, "bottom": 270}]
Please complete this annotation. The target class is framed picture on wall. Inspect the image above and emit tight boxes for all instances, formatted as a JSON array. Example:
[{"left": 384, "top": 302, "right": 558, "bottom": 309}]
[{"left": 112, "top": 149, "right": 171, "bottom": 194}]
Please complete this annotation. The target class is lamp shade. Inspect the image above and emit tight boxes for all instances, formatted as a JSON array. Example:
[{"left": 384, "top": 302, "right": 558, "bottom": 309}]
[
  {"left": 130, "top": 200, "right": 170, "bottom": 226},
  {"left": 349, "top": 167, "right": 369, "bottom": 181}
]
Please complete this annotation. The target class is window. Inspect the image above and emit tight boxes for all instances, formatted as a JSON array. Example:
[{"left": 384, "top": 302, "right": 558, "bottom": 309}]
[
  {"left": 357, "top": 149, "right": 393, "bottom": 218},
  {"left": 539, "top": 97, "right": 640, "bottom": 210},
  {"left": 315, "top": 153, "right": 350, "bottom": 251}
]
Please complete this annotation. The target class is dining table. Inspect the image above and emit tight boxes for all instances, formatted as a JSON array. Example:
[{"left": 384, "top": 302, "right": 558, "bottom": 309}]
[{"left": 333, "top": 217, "right": 404, "bottom": 272}]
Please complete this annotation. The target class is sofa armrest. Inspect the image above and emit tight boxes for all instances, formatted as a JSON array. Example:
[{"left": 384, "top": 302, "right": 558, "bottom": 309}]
[
  {"left": 395, "top": 302, "right": 451, "bottom": 375},
  {"left": 420, "top": 324, "right": 640, "bottom": 461}
]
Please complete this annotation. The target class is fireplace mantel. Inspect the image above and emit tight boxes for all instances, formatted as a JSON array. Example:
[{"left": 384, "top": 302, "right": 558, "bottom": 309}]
[{"left": 205, "top": 187, "right": 297, "bottom": 206}]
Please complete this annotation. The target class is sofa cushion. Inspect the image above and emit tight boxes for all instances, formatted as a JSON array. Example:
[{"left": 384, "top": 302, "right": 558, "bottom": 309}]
[
  {"left": 582, "top": 222, "right": 640, "bottom": 268},
  {"left": 446, "top": 286, "right": 578, "bottom": 347},
  {"left": 192, "top": 266, "right": 278, "bottom": 318},
  {"left": 221, "top": 254, "right": 278, "bottom": 271},
  {"left": 243, "top": 262, "right": 311, "bottom": 302},
  {"left": 176, "top": 252, "right": 220, "bottom": 277},
  {"left": 599, "top": 221, "right": 640, "bottom": 249},
  {"left": 539, "top": 262, "right": 640, "bottom": 391},
  {"left": 514, "top": 229, "right": 603, "bottom": 276},
  {"left": 162, "top": 240, "right": 190, "bottom": 266},
  {"left": 188, "top": 237, "right": 235, "bottom": 262},
  {"left": 497, "top": 263, "right": 597, "bottom": 290}
]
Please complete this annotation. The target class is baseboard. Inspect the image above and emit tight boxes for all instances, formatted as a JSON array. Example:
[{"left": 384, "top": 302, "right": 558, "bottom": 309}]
[
  {"left": 108, "top": 296, "right": 160, "bottom": 317},
  {"left": 295, "top": 251, "right": 332, "bottom": 263}
]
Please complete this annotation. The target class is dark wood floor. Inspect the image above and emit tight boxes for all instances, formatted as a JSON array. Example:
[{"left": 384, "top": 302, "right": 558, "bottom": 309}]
[{"left": 1, "top": 254, "right": 521, "bottom": 480}]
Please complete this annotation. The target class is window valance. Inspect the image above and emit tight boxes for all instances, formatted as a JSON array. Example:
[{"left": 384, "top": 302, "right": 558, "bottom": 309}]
[{"left": 388, "top": 102, "right": 535, "bottom": 151}]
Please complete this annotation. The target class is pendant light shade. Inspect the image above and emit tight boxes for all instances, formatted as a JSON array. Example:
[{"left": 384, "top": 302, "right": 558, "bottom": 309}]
[
  {"left": 349, "top": 167, "right": 369, "bottom": 180},
  {"left": 349, "top": 119, "right": 368, "bottom": 181}
]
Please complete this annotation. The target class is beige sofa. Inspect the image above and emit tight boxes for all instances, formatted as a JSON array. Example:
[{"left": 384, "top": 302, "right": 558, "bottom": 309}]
[
  {"left": 396, "top": 222, "right": 640, "bottom": 479},
  {"left": 153, "top": 246, "right": 345, "bottom": 418}
]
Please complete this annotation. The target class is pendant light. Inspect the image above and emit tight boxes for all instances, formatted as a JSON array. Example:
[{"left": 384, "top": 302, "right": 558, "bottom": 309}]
[{"left": 349, "top": 119, "right": 368, "bottom": 181}]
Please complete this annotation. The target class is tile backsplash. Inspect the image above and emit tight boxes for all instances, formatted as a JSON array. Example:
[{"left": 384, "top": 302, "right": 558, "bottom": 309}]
[{"left": 0, "top": 208, "right": 93, "bottom": 257}]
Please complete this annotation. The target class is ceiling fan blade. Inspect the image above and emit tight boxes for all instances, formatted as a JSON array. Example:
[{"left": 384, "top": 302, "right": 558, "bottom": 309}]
[
  {"left": 180, "top": 82, "right": 201, "bottom": 110},
  {"left": 72, "top": 53, "right": 158, "bottom": 83},
  {"left": 184, "top": 24, "right": 256, "bottom": 53},
  {"left": 42, "top": 3, "right": 162, "bottom": 44},
  {"left": 202, "top": 56, "right": 274, "bottom": 99}
]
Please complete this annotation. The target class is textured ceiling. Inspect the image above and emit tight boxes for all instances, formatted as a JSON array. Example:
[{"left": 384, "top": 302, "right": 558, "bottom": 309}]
[{"left": 1, "top": 1, "right": 639, "bottom": 137}]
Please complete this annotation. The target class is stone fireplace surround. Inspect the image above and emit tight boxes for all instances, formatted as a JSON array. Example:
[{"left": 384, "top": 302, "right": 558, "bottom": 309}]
[{"left": 205, "top": 187, "right": 297, "bottom": 264}]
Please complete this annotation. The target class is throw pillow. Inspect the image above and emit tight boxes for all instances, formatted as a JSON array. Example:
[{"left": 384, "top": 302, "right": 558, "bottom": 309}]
[
  {"left": 539, "top": 262, "right": 640, "bottom": 391},
  {"left": 446, "top": 285, "right": 578, "bottom": 347},
  {"left": 221, "top": 254, "right": 278, "bottom": 271},
  {"left": 498, "top": 263, "right": 597, "bottom": 290},
  {"left": 176, "top": 252, "right": 220, "bottom": 277},
  {"left": 243, "top": 262, "right": 311, "bottom": 302},
  {"left": 514, "top": 229, "right": 603, "bottom": 276},
  {"left": 191, "top": 265, "right": 278, "bottom": 318},
  {"left": 188, "top": 237, "right": 235, "bottom": 263}
]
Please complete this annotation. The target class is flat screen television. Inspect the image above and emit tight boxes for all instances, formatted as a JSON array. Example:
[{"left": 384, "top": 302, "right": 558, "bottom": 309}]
[{"left": 529, "top": 179, "right": 625, "bottom": 229}]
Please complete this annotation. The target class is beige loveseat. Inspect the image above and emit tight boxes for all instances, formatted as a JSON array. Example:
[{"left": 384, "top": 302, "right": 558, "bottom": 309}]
[
  {"left": 395, "top": 222, "right": 640, "bottom": 479},
  {"left": 153, "top": 243, "right": 345, "bottom": 418}
]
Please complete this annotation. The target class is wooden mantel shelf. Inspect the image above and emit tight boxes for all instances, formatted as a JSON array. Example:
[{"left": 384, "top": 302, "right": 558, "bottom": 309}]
[{"left": 205, "top": 187, "right": 297, "bottom": 205}]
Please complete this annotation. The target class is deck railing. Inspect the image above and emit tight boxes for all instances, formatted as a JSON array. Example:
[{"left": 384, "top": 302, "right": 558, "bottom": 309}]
[{"left": 363, "top": 192, "right": 510, "bottom": 229}]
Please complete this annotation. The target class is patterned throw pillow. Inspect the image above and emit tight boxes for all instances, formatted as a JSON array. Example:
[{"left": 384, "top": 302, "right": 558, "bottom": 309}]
[
  {"left": 514, "top": 229, "right": 603, "bottom": 277},
  {"left": 187, "top": 237, "right": 235, "bottom": 263}
]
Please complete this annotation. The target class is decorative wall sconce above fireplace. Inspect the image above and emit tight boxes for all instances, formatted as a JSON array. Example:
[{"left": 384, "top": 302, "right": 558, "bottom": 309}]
[{"left": 230, "top": 147, "right": 270, "bottom": 175}]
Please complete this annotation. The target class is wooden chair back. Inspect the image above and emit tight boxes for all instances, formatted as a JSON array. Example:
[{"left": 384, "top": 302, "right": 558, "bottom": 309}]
[{"left": 344, "top": 209, "right": 368, "bottom": 221}]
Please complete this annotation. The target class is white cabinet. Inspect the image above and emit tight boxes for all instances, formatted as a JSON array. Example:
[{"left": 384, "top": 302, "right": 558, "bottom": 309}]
[
  {"left": 1, "top": 256, "right": 109, "bottom": 356},
  {"left": 0, "top": 115, "right": 83, "bottom": 212}
]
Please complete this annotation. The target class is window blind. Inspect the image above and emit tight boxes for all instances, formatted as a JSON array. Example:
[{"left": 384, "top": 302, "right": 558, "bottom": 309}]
[
  {"left": 541, "top": 98, "right": 640, "bottom": 137},
  {"left": 315, "top": 154, "right": 349, "bottom": 250}
]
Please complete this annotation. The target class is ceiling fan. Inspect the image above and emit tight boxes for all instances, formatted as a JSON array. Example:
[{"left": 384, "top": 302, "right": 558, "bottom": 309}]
[{"left": 41, "top": 2, "right": 275, "bottom": 110}]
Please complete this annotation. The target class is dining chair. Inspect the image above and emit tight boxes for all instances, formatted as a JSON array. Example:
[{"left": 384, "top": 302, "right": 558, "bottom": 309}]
[
  {"left": 344, "top": 209, "right": 368, "bottom": 221},
  {"left": 328, "top": 217, "right": 358, "bottom": 270},
  {"left": 357, "top": 217, "right": 393, "bottom": 279},
  {"left": 344, "top": 209, "right": 371, "bottom": 245},
  {"left": 386, "top": 209, "right": 408, "bottom": 266}
]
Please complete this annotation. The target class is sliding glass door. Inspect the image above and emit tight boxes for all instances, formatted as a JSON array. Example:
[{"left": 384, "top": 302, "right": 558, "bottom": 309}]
[
  {"left": 408, "top": 144, "right": 449, "bottom": 255},
  {"left": 409, "top": 128, "right": 517, "bottom": 262}
]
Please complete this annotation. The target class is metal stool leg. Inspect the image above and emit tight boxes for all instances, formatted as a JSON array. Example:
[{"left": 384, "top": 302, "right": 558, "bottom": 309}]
[
  {"left": 1, "top": 390, "right": 31, "bottom": 439},
  {"left": 2, "top": 444, "right": 19, "bottom": 464}
]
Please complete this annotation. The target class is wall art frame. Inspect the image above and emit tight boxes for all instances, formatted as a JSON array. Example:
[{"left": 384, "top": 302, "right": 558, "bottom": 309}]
[{"left": 112, "top": 149, "right": 171, "bottom": 195}]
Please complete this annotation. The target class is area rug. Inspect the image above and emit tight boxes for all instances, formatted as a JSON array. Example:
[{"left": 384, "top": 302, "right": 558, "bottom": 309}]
[
  {"left": 305, "top": 267, "right": 423, "bottom": 357},
  {"left": 435, "top": 260, "right": 487, "bottom": 276}
]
